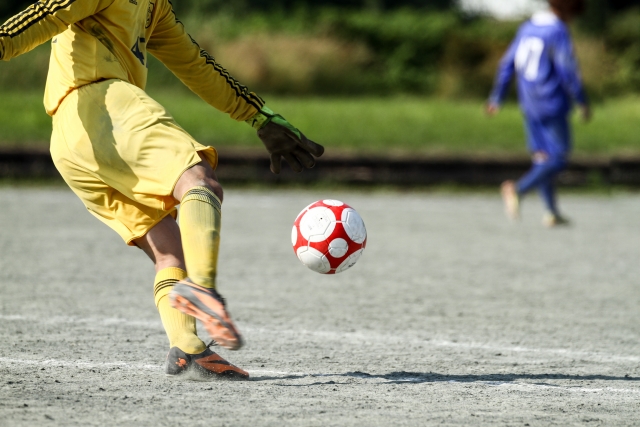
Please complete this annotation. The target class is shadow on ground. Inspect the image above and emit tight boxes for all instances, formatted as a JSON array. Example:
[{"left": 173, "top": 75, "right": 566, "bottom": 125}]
[{"left": 252, "top": 371, "right": 640, "bottom": 385}]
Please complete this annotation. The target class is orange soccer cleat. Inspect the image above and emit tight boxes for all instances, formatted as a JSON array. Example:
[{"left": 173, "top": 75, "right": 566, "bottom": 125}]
[
  {"left": 165, "top": 346, "right": 249, "bottom": 379},
  {"left": 169, "top": 280, "right": 244, "bottom": 351}
]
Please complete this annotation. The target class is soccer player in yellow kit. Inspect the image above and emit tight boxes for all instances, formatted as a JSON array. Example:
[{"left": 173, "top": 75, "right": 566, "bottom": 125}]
[{"left": 0, "top": 0, "right": 324, "bottom": 379}]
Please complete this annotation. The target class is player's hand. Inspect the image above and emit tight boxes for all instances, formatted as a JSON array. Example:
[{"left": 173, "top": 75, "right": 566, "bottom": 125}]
[
  {"left": 579, "top": 104, "right": 592, "bottom": 123},
  {"left": 247, "top": 107, "right": 324, "bottom": 174},
  {"left": 486, "top": 102, "right": 500, "bottom": 116}
]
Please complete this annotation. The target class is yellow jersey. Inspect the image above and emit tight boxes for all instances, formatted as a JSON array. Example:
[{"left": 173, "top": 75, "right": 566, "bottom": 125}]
[{"left": 0, "top": 0, "right": 264, "bottom": 118}]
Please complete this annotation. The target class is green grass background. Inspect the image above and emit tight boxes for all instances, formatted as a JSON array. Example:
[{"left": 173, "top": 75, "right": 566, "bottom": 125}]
[{"left": 1, "top": 89, "right": 639, "bottom": 158}]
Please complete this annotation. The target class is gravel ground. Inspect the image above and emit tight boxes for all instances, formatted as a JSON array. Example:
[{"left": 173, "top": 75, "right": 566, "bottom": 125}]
[{"left": 0, "top": 187, "right": 639, "bottom": 426}]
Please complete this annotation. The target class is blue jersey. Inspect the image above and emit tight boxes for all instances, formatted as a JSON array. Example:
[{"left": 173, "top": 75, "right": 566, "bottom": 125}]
[{"left": 489, "top": 11, "right": 587, "bottom": 120}]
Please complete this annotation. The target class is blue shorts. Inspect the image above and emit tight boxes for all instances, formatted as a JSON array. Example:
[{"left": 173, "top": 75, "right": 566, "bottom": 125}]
[{"left": 524, "top": 115, "right": 571, "bottom": 158}]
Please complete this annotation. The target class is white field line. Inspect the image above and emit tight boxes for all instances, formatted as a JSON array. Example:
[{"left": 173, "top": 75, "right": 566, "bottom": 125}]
[
  {"left": 465, "top": 381, "right": 640, "bottom": 395},
  {"left": 1, "top": 357, "right": 639, "bottom": 395},
  {"left": 0, "top": 357, "right": 299, "bottom": 377},
  {"left": 246, "top": 327, "right": 640, "bottom": 364},
  {"left": 1, "top": 314, "right": 639, "bottom": 363},
  {"left": 0, "top": 314, "right": 159, "bottom": 328},
  {"left": 0, "top": 357, "right": 160, "bottom": 371}
]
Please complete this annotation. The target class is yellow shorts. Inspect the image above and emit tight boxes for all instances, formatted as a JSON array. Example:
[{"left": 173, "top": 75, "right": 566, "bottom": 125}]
[{"left": 50, "top": 79, "right": 217, "bottom": 246}]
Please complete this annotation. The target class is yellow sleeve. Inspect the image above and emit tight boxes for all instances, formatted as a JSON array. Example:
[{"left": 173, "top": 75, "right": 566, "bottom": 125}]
[
  {"left": 0, "top": 0, "right": 114, "bottom": 61},
  {"left": 147, "top": 0, "right": 264, "bottom": 122}
]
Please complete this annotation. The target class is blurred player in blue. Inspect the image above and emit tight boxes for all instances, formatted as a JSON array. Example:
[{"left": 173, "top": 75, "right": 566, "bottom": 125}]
[{"left": 487, "top": 0, "right": 591, "bottom": 227}]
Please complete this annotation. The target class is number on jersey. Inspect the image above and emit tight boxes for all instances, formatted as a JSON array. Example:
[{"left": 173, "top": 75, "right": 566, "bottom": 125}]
[
  {"left": 131, "top": 37, "right": 146, "bottom": 66},
  {"left": 515, "top": 37, "right": 545, "bottom": 81}
]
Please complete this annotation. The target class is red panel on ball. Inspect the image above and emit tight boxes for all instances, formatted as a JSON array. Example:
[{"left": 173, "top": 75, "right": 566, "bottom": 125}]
[{"left": 292, "top": 200, "right": 367, "bottom": 274}]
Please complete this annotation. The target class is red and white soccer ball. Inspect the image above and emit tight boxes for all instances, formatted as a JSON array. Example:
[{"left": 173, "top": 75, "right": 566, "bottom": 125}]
[{"left": 292, "top": 200, "right": 367, "bottom": 274}]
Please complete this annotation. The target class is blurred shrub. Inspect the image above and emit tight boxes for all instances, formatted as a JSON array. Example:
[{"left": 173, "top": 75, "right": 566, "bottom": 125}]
[
  {"left": 164, "top": 8, "right": 640, "bottom": 99},
  {"left": 323, "top": 10, "right": 457, "bottom": 94},
  {"left": 149, "top": 9, "right": 463, "bottom": 96},
  {"left": 211, "top": 34, "right": 374, "bottom": 95},
  {"left": 0, "top": 8, "right": 638, "bottom": 100},
  {"left": 169, "top": 0, "right": 453, "bottom": 15},
  {"left": 0, "top": 43, "right": 50, "bottom": 91},
  {"left": 573, "top": 37, "right": 618, "bottom": 101},
  {"left": 603, "top": 9, "right": 640, "bottom": 94},
  {"left": 0, "top": 1, "right": 37, "bottom": 22},
  {"left": 438, "top": 18, "right": 518, "bottom": 98}
]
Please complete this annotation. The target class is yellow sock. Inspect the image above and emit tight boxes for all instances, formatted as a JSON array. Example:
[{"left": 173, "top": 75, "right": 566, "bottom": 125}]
[
  {"left": 179, "top": 186, "right": 221, "bottom": 289},
  {"left": 154, "top": 267, "right": 206, "bottom": 354}
]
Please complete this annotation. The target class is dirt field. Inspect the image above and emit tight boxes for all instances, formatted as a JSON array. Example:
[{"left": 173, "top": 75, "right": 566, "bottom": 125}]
[{"left": 1, "top": 187, "right": 639, "bottom": 426}]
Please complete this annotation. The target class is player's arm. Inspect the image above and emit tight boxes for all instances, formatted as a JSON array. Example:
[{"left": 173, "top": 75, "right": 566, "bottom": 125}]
[
  {"left": 147, "top": 1, "right": 323, "bottom": 174},
  {"left": 487, "top": 37, "right": 519, "bottom": 115},
  {"left": 146, "top": 0, "right": 263, "bottom": 122},
  {"left": 0, "top": 0, "right": 114, "bottom": 61},
  {"left": 552, "top": 30, "right": 590, "bottom": 121}
]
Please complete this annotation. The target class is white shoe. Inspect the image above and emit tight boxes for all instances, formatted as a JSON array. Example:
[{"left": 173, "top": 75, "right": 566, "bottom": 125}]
[
  {"left": 500, "top": 180, "right": 520, "bottom": 221},
  {"left": 543, "top": 212, "right": 570, "bottom": 228}
]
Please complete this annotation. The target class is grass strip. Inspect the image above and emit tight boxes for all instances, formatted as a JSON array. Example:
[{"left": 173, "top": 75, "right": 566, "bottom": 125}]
[{"left": 1, "top": 90, "right": 639, "bottom": 158}]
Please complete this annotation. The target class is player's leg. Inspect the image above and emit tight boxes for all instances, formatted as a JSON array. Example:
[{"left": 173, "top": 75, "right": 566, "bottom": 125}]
[
  {"left": 134, "top": 216, "right": 249, "bottom": 378},
  {"left": 538, "top": 179, "right": 568, "bottom": 227},
  {"left": 538, "top": 178, "right": 558, "bottom": 216},
  {"left": 132, "top": 216, "right": 203, "bottom": 354},
  {"left": 50, "top": 79, "right": 248, "bottom": 377},
  {"left": 507, "top": 153, "right": 568, "bottom": 224},
  {"left": 502, "top": 116, "right": 568, "bottom": 222},
  {"left": 501, "top": 116, "right": 543, "bottom": 220},
  {"left": 172, "top": 157, "right": 223, "bottom": 289},
  {"left": 517, "top": 153, "right": 566, "bottom": 195},
  {"left": 167, "top": 157, "right": 244, "bottom": 351},
  {"left": 502, "top": 156, "right": 563, "bottom": 221},
  {"left": 536, "top": 157, "right": 570, "bottom": 227},
  {"left": 533, "top": 115, "right": 571, "bottom": 226},
  {"left": 134, "top": 214, "right": 185, "bottom": 273},
  {"left": 74, "top": 80, "right": 243, "bottom": 351},
  {"left": 517, "top": 154, "right": 559, "bottom": 193},
  {"left": 501, "top": 180, "right": 520, "bottom": 220},
  {"left": 501, "top": 156, "right": 549, "bottom": 221}
]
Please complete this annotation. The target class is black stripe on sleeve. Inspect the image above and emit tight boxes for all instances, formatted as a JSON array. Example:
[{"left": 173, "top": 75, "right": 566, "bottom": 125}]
[
  {"left": 164, "top": 0, "right": 264, "bottom": 111},
  {"left": 0, "top": 0, "right": 77, "bottom": 38},
  {"left": 190, "top": 36, "right": 265, "bottom": 111}
]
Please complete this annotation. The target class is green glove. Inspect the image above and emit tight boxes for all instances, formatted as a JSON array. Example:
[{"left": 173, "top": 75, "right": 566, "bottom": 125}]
[{"left": 247, "top": 106, "right": 324, "bottom": 174}]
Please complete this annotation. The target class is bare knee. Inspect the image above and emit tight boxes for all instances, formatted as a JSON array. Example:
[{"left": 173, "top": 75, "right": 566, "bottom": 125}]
[
  {"left": 207, "top": 178, "right": 224, "bottom": 202},
  {"left": 174, "top": 155, "right": 223, "bottom": 202},
  {"left": 187, "top": 175, "right": 223, "bottom": 202}
]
